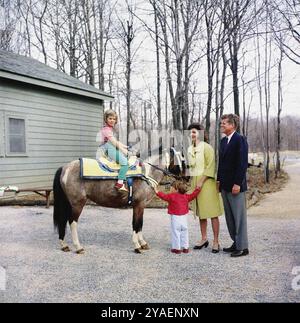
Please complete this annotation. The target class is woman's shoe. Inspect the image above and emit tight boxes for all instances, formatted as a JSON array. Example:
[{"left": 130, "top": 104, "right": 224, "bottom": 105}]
[
  {"left": 212, "top": 243, "right": 220, "bottom": 253},
  {"left": 193, "top": 240, "right": 209, "bottom": 250}
]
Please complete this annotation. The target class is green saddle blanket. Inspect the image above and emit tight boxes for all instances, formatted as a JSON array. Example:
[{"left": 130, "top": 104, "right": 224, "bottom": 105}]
[{"left": 79, "top": 156, "right": 144, "bottom": 180}]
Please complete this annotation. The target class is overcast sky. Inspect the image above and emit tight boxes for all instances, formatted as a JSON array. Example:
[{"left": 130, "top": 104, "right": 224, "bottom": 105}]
[{"left": 281, "top": 60, "right": 300, "bottom": 117}]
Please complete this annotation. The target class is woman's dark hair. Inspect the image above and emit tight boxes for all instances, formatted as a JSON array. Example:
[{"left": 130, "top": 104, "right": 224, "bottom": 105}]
[{"left": 187, "top": 123, "right": 209, "bottom": 143}]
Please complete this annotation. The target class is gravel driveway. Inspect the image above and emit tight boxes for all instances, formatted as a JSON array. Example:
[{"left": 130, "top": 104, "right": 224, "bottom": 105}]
[{"left": 0, "top": 163, "right": 300, "bottom": 303}]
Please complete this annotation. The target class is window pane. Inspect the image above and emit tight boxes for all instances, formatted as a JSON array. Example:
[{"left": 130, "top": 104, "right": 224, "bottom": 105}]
[
  {"left": 9, "top": 118, "right": 26, "bottom": 153},
  {"left": 9, "top": 118, "right": 25, "bottom": 135}
]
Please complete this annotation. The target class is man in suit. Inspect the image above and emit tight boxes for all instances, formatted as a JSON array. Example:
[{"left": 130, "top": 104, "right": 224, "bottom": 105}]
[{"left": 217, "top": 114, "right": 249, "bottom": 257}]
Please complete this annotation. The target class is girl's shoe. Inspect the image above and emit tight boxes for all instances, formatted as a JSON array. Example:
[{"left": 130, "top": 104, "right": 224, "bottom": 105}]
[
  {"left": 114, "top": 183, "right": 128, "bottom": 192},
  {"left": 193, "top": 240, "right": 209, "bottom": 250}
]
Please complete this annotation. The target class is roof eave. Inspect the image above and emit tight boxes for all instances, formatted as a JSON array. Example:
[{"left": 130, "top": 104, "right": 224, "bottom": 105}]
[{"left": 0, "top": 70, "right": 114, "bottom": 102}]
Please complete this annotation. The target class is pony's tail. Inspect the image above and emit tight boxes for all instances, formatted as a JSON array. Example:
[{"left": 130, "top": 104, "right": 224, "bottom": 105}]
[{"left": 53, "top": 167, "right": 72, "bottom": 240}]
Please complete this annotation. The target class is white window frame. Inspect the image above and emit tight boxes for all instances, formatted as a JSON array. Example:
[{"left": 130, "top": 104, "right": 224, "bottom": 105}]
[
  {"left": 0, "top": 110, "right": 4, "bottom": 157},
  {"left": 5, "top": 113, "right": 29, "bottom": 157}
]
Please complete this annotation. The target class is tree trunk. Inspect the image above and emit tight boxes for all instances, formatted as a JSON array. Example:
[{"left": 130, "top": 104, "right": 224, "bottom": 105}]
[{"left": 275, "top": 40, "right": 283, "bottom": 177}]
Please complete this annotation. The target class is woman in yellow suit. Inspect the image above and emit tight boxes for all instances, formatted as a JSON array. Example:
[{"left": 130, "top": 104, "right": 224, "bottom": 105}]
[{"left": 187, "top": 123, "right": 223, "bottom": 253}]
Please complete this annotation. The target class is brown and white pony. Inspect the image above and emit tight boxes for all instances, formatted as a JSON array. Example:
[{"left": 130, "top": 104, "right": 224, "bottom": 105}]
[{"left": 53, "top": 153, "right": 169, "bottom": 254}]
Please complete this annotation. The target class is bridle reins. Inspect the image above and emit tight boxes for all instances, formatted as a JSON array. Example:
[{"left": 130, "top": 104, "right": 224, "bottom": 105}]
[
  {"left": 128, "top": 147, "right": 182, "bottom": 189},
  {"left": 143, "top": 161, "right": 181, "bottom": 180}
]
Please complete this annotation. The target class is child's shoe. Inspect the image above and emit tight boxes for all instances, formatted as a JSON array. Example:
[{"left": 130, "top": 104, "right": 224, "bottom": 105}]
[
  {"left": 171, "top": 249, "right": 182, "bottom": 254},
  {"left": 114, "top": 183, "right": 128, "bottom": 192},
  {"left": 182, "top": 248, "right": 189, "bottom": 254}
]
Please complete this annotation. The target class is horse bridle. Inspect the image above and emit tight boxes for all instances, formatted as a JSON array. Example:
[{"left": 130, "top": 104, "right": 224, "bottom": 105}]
[
  {"left": 128, "top": 147, "right": 182, "bottom": 189},
  {"left": 143, "top": 161, "right": 180, "bottom": 180}
]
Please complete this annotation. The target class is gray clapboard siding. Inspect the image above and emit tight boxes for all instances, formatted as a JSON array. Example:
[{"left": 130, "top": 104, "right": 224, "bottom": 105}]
[
  {"left": 0, "top": 162, "right": 65, "bottom": 171},
  {"left": 1, "top": 101, "right": 101, "bottom": 126},
  {"left": 0, "top": 50, "right": 114, "bottom": 193},
  {"left": 0, "top": 175, "right": 55, "bottom": 185},
  {"left": 1, "top": 100, "right": 101, "bottom": 125},
  {"left": 0, "top": 86, "right": 103, "bottom": 189},
  {"left": 0, "top": 86, "right": 102, "bottom": 116},
  {"left": 0, "top": 156, "right": 81, "bottom": 165},
  {"left": 27, "top": 132, "right": 96, "bottom": 141},
  {"left": 1, "top": 168, "right": 60, "bottom": 179},
  {"left": 0, "top": 110, "right": 4, "bottom": 157},
  {"left": 29, "top": 128, "right": 98, "bottom": 137},
  {"left": 0, "top": 86, "right": 101, "bottom": 118}
]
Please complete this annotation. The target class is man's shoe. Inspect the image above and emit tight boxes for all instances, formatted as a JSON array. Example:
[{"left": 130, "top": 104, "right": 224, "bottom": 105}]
[
  {"left": 115, "top": 183, "right": 128, "bottom": 192},
  {"left": 231, "top": 249, "right": 249, "bottom": 257},
  {"left": 193, "top": 240, "right": 209, "bottom": 250},
  {"left": 223, "top": 243, "right": 236, "bottom": 253}
]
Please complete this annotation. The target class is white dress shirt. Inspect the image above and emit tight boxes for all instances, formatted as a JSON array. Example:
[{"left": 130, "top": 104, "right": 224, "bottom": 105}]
[{"left": 226, "top": 131, "right": 236, "bottom": 144}]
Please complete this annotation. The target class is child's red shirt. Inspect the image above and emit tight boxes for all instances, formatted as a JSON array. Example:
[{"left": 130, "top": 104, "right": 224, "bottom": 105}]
[{"left": 156, "top": 188, "right": 201, "bottom": 215}]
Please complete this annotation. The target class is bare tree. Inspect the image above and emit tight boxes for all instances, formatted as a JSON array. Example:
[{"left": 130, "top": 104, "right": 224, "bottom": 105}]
[
  {"left": 153, "top": 0, "right": 203, "bottom": 130},
  {"left": 30, "top": 0, "right": 49, "bottom": 64},
  {"left": 113, "top": 1, "right": 140, "bottom": 142},
  {"left": 263, "top": 0, "right": 272, "bottom": 183},
  {"left": 271, "top": 0, "right": 300, "bottom": 65},
  {"left": 275, "top": 35, "right": 284, "bottom": 177},
  {"left": 223, "top": 0, "right": 257, "bottom": 120},
  {"left": 0, "top": 1, "right": 16, "bottom": 50}
]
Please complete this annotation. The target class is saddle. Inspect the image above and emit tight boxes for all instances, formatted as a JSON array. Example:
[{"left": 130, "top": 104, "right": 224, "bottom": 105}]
[{"left": 79, "top": 156, "right": 144, "bottom": 180}]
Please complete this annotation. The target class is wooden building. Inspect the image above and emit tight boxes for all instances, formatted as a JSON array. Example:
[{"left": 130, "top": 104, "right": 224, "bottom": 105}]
[{"left": 0, "top": 49, "right": 113, "bottom": 196}]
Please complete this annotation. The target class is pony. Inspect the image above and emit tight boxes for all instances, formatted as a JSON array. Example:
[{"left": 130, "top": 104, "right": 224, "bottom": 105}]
[{"left": 53, "top": 151, "right": 170, "bottom": 254}]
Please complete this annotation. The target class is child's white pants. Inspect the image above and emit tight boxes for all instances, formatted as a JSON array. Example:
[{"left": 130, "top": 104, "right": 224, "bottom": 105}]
[{"left": 170, "top": 214, "right": 189, "bottom": 250}]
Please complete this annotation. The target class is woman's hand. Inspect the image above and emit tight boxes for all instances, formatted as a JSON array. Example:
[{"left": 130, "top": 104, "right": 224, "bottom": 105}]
[{"left": 196, "top": 175, "right": 207, "bottom": 190}]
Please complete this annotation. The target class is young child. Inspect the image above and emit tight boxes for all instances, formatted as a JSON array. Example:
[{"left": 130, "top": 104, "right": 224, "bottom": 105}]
[
  {"left": 101, "top": 109, "right": 129, "bottom": 192},
  {"left": 155, "top": 181, "right": 201, "bottom": 254}
]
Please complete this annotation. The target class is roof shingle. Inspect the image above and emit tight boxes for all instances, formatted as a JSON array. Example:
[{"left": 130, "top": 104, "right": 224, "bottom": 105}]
[{"left": 0, "top": 50, "right": 113, "bottom": 100}]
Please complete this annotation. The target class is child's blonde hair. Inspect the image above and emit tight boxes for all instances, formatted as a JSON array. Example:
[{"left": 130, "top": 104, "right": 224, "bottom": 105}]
[
  {"left": 104, "top": 109, "right": 118, "bottom": 124},
  {"left": 172, "top": 180, "right": 188, "bottom": 194}
]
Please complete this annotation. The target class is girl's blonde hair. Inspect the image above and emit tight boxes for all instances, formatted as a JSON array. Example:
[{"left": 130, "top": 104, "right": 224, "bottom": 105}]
[{"left": 104, "top": 109, "right": 118, "bottom": 124}]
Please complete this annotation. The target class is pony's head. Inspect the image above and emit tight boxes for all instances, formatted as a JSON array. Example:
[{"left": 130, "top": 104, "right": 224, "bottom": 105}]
[{"left": 167, "top": 147, "right": 188, "bottom": 181}]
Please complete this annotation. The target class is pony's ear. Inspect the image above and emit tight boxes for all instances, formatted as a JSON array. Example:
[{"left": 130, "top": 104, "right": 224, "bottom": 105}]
[
  {"left": 164, "top": 151, "right": 170, "bottom": 169},
  {"left": 169, "top": 147, "right": 175, "bottom": 156}
]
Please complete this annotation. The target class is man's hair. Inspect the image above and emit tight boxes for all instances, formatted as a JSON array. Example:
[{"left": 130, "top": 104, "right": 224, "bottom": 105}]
[
  {"left": 104, "top": 109, "right": 118, "bottom": 124},
  {"left": 171, "top": 180, "right": 188, "bottom": 194},
  {"left": 220, "top": 114, "right": 240, "bottom": 129}
]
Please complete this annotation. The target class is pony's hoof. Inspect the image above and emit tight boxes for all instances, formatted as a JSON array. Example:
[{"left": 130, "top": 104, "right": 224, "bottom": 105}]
[
  {"left": 76, "top": 248, "right": 85, "bottom": 254},
  {"left": 134, "top": 248, "right": 142, "bottom": 254},
  {"left": 141, "top": 243, "right": 150, "bottom": 250},
  {"left": 61, "top": 246, "right": 71, "bottom": 252}
]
